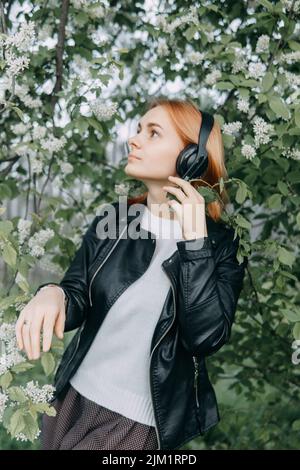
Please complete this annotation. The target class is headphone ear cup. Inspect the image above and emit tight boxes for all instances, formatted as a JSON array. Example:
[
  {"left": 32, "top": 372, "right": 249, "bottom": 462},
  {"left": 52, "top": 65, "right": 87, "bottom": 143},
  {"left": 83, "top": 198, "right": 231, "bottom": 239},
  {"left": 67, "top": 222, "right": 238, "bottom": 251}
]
[{"left": 176, "top": 143, "right": 198, "bottom": 178}]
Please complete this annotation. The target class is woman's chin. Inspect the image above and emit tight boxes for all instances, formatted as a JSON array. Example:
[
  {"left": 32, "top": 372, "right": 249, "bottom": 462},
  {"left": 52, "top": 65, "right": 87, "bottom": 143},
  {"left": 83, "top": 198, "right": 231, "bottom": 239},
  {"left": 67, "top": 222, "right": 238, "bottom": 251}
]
[{"left": 124, "top": 164, "right": 143, "bottom": 178}]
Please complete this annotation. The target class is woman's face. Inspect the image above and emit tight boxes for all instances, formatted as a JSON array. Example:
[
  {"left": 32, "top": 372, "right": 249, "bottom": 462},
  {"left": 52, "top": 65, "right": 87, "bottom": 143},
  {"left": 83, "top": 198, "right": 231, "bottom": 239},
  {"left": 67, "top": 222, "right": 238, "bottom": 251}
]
[{"left": 124, "top": 105, "right": 185, "bottom": 183}]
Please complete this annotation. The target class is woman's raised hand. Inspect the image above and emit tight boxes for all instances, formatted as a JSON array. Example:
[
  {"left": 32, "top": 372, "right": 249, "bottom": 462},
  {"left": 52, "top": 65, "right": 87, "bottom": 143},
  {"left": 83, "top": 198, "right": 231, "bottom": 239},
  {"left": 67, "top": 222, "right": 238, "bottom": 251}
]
[{"left": 15, "top": 286, "right": 66, "bottom": 361}]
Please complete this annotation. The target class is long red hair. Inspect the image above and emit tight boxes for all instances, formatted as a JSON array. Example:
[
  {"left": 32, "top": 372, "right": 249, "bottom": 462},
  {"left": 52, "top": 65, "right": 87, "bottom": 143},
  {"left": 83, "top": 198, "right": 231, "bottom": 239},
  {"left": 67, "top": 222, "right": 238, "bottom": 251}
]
[{"left": 127, "top": 96, "right": 230, "bottom": 222}]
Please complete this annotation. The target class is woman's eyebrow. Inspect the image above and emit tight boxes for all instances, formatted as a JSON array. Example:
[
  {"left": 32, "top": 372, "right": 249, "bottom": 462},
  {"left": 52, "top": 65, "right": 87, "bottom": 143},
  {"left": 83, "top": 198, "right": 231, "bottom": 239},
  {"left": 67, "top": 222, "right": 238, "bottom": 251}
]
[{"left": 137, "top": 121, "right": 163, "bottom": 130}]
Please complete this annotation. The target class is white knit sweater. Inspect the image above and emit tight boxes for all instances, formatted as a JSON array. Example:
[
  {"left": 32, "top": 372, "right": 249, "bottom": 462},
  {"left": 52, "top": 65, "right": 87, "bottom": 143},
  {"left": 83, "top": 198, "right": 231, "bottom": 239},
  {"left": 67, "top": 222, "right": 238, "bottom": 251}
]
[{"left": 69, "top": 204, "right": 184, "bottom": 426}]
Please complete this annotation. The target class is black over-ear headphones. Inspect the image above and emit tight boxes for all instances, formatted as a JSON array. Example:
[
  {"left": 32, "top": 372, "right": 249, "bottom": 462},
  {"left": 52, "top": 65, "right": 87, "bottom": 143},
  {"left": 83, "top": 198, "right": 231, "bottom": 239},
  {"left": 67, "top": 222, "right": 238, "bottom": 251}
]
[
  {"left": 126, "top": 109, "right": 214, "bottom": 182},
  {"left": 175, "top": 110, "right": 214, "bottom": 181}
]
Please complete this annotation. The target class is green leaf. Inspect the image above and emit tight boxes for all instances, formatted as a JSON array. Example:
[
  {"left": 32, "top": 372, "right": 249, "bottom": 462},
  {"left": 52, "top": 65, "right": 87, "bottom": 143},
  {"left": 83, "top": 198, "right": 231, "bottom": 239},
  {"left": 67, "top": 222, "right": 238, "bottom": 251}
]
[
  {"left": 267, "top": 193, "right": 282, "bottom": 209},
  {"left": 278, "top": 247, "right": 295, "bottom": 268},
  {"left": 294, "top": 105, "right": 300, "bottom": 128},
  {"left": 21, "top": 413, "right": 40, "bottom": 442},
  {"left": 87, "top": 117, "right": 104, "bottom": 132},
  {"left": 0, "top": 220, "right": 13, "bottom": 236},
  {"left": 235, "top": 214, "right": 251, "bottom": 230},
  {"left": 10, "top": 409, "right": 26, "bottom": 436},
  {"left": 277, "top": 181, "right": 289, "bottom": 196},
  {"left": 15, "top": 271, "right": 30, "bottom": 293},
  {"left": 41, "top": 352, "right": 56, "bottom": 376},
  {"left": 2, "top": 242, "right": 17, "bottom": 268},
  {"left": 261, "top": 72, "right": 274, "bottom": 92},
  {"left": 215, "top": 81, "right": 235, "bottom": 90},
  {"left": 235, "top": 183, "right": 247, "bottom": 204},
  {"left": 293, "top": 323, "right": 300, "bottom": 340},
  {"left": 258, "top": 0, "right": 274, "bottom": 11},
  {"left": 282, "top": 308, "right": 300, "bottom": 323},
  {"left": 7, "top": 386, "right": 28, "bottom": 403},
  {"left": 269, "top": 96, "right": 290, "bottom": 120},
  {"left": 11, "top": 107, "right": 25, "bottom": 121},
  {"left": 11, "top": 362, "right": 35, "bottom": 373},
  {"left": 0, "top": 371, "right": 13, "bottom": 389}
]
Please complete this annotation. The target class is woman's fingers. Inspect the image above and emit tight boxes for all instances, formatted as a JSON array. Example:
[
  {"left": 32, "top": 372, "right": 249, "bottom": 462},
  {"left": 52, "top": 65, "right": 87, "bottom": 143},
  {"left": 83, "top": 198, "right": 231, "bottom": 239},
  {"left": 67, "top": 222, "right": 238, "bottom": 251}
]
[
  {"left": 30, "top": 315, "right": 44, "bottom": 360},
  {"left": 15, "top": 313, "right": 25, "bottom": 351},
  {"left": 42, "top": 314, "right": 56, "bottom": 353},
  {"left": 54, "top": 308, "right": 65, "bottom": 340},
  {"left": 22, "top": 321, "right": 33, "bottom": 360}
]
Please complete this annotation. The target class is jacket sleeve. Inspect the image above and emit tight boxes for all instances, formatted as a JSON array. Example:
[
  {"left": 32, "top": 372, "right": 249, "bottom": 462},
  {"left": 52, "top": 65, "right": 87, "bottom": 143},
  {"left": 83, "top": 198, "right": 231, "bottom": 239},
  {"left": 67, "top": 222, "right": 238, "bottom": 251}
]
[
  {"left": 34, "top": 215, "right": 102, "bottom": 333},
  {"left": 175, "top": 228, "right": 248, "bottom": 358}
]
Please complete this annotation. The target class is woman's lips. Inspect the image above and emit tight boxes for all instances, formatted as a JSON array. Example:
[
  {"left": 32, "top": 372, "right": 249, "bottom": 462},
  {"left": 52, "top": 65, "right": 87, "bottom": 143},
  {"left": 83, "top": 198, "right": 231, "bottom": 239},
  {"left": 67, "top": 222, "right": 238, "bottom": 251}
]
[{"left": 128, "top": 154, "right": 141, "bottom": 160}]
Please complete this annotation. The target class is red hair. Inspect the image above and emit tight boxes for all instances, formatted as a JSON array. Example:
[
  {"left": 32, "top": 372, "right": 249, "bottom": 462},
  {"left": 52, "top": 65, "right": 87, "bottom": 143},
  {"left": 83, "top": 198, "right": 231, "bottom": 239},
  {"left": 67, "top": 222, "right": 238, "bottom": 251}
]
[{"left": 127, "top": 96, "right": 230, "bottom": 222}]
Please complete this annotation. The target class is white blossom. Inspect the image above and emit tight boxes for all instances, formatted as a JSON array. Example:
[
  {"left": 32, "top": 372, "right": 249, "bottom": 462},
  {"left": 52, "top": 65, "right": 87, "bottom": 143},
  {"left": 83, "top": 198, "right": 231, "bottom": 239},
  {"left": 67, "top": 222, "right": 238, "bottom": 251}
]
[
  {"left": 0, "top": 392, "right": 9, "bottom": 421},
  {"left": 20, "top": 380, "right": 56, "bottom": 404},
  {"left": 0, "top": 333, "right": 26, "bottom": 375},
  {"left": 252, "top": 116, "right": 275, "bottom": 148},
  {"left": 237, "top": 97, "right": 250, "bottom": 113},
  {"left": 279, "top": 51, "right": 300, "bottom": 65},
  {"left": 241, "top": 142, "right": 256, "bottom": 160},
  {"left": 205, "top": 69, "right": 222, "bottom": 85},
  {"left": 32, "top": 125, "right": 47, "bottom": 140},
  {"left": 89, "top": 99, "right": 118, "bottom": 121},
  {"left": 157, "top": 38, "right": 170, "bottom": 58},
  {"left": 231, "top": 49, "right": 248, "bottom": 74},
  {"left": 283, "top": 71, "right": 300, "bottom": 87},
  {"left": 114, "top": 183, "right": 130, "bottom": 196},
  {"left": 40, "top": 135, "right": 67, "bottom": 154},
  {"left": 4, "top": 20, "right": 36, "bottom": 52},
  {"left": 31, "top": 156, "right": 44, "bottom": 175},
  {"left": 222, "top": 121, "right": 242, "bottom": 136},
  {"left": 246, "top": 61, "right": 267, "bottom": 79},
  {"left": 15, "top": 428, "right": 41, "bottom": 442},
  {"left": 282, "top": 148, "right": 300, "bottom": 160},
  {"left": 186, "top": 51, "right": 205, "bottom": 65},
  {"left": 255, "top": 35, "right": 270, "bottom": 53},
  {"left": 11, "top": 122, "right": 31, "bottom": 135},
  {"left": 17, "top": 218, "right": 32, "bottom": 245},
  {"left": 28, "top": 228, "right": 55, "bottom": 257},
  {"left": 5, "top": 52, "right": 30, "bottom": 76}
]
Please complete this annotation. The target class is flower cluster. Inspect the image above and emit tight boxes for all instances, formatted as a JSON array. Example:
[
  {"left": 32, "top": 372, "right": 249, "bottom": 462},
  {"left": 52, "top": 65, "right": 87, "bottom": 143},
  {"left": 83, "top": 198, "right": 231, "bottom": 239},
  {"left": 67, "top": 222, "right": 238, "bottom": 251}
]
[
  {"left": 205, "top": 69, "right": 222, "bottom": 85},
  {"left": 155, "top": 5, "right": 200, "bottom": 33},
  {"left": 0, "top": 392, "right": 9, "bottom": 421},
  {"left": 17, "top": 218, "right": 32, "bottom": 245},
  {"left": 1, "top": 20, "right": 36, "bottom": 77},
  {"left": 89, "top": 99, "right": 118, "bottom": 121},
  {"left": 157, "top": 38, "right": 170, "bottom": 58},
  {"left": 185, "top": 51, "right": 205, "bottom": 65},
  {"left": 222, "top": 121, "right": 243, "bottom": 136},
  {"left": 237, "top": 97, "right": 250, "bottom": 113},
  {"left": 20, "top": 380, "right": 56, "bottom": 404},
  {"left": 40, "top": 135, "right": 67, "bottom": 154},
  {"left": 241, "top": 142, "right": 256, "bottom": 161},
  {"left": 28, "top": 228, "right": 55, "bottom": 258},
  {"left": 252, "top": 116, "right": 275, "bottom": 148},
  {"left": 0, "top": 322, "right": 26, "bottom": 375},
  {"left": 255, "top": 35, "right": 270, "bottom": 54},
  {"left": 246, "top": 62, "right": 267, "bottom": 79}
]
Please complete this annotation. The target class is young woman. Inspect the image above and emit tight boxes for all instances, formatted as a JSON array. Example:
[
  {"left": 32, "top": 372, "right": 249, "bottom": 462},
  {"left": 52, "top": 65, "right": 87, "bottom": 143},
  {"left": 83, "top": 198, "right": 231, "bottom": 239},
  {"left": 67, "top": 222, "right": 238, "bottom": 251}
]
[{"left": 15, "top": 97, "right": 248, "bottom": 450}]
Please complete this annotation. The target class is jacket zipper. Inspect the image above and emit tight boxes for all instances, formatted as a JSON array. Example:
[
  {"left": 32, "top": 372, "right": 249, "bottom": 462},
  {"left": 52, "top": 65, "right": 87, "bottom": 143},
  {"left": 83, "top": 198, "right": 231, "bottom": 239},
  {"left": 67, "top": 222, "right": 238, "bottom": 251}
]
[
  {"left": 53, "top": 318, "right": 86, "bottom": 395},
  {"left": 55, "top": 225, "right": 128, "bottom": 391},
  {"left": 193, "top": 355, "right": 200, "bottom": 408},
  {"left": 88, "top": 225, "right": 128, "bottom": 306},
  {"left": 149, "top": 261, "right": 177, "bottom": 450}
]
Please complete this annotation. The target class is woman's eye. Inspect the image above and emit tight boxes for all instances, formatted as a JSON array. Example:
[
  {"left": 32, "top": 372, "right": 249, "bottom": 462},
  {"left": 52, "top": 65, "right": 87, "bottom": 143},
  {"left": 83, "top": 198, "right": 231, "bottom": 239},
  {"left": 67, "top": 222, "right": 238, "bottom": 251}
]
[{"left": 136, "top": 129, "right": 159, "bottom": 137}]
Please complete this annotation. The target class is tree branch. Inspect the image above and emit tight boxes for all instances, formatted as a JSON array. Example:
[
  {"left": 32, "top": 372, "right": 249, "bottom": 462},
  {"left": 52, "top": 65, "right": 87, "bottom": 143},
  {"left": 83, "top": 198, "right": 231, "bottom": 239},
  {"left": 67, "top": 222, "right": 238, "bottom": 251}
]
[{"left": 50, "top": 0, "right": 70, "bottom": 112}]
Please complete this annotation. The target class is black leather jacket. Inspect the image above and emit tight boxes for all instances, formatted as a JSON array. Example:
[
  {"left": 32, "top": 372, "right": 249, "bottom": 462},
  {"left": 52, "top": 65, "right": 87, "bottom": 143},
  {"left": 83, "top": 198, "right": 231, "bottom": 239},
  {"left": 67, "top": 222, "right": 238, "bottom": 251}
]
[{"left": 35, "top": 200, "right": 248, "bottom": 450}]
